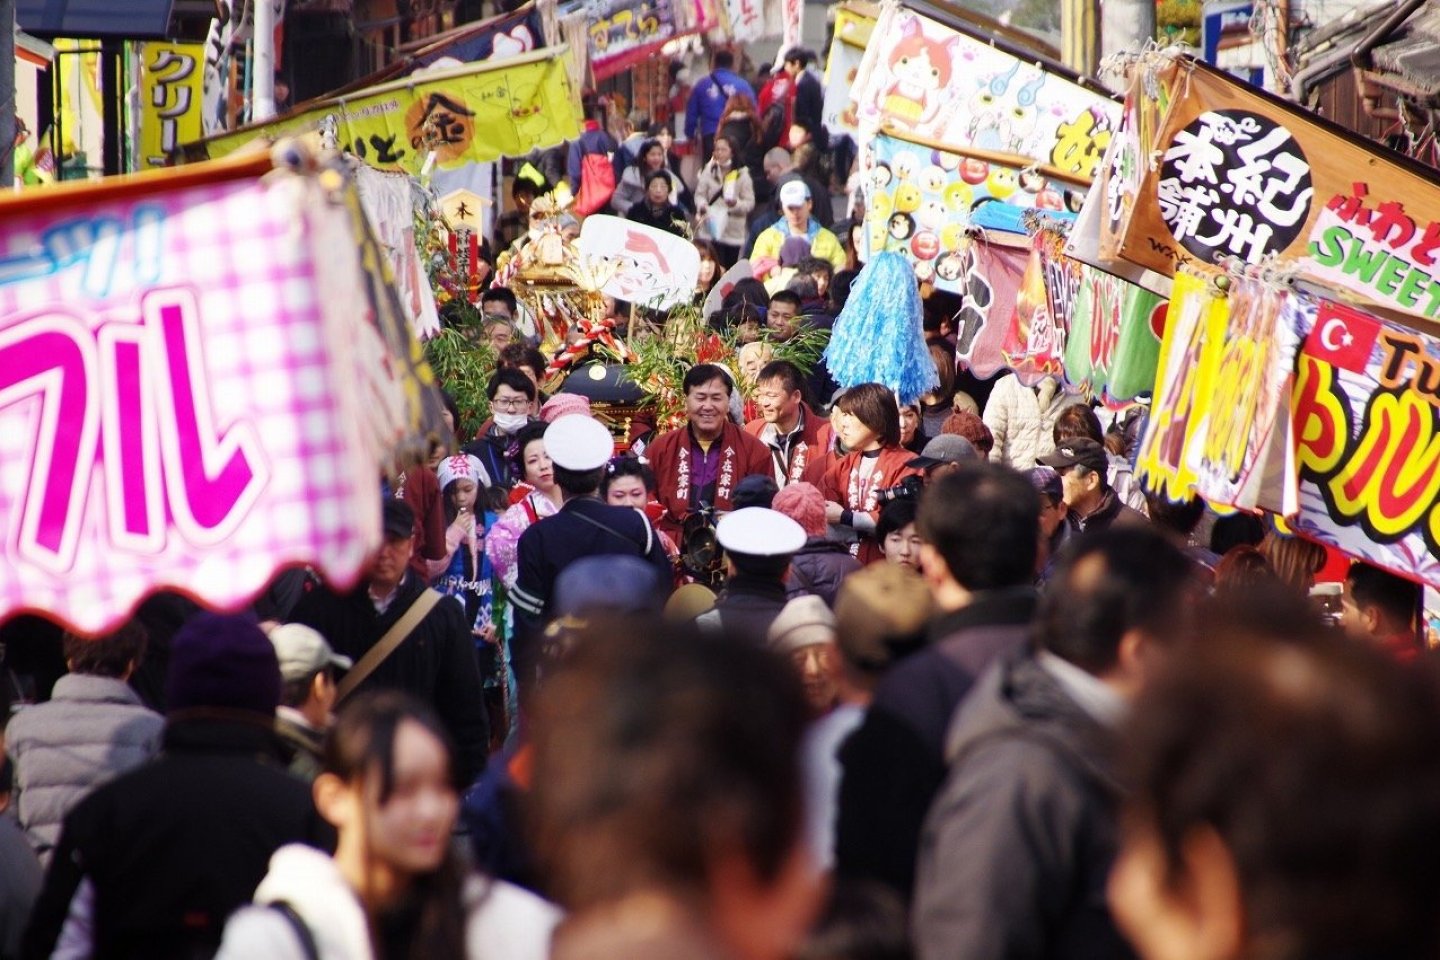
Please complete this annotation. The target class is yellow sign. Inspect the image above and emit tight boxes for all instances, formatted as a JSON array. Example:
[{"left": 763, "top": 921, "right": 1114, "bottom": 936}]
[
  {"left": 139, "top": 42, "right": 205, "bottom": 169},
  {"left": 193, "top": 48, "right": 581, "bottom": 175}
]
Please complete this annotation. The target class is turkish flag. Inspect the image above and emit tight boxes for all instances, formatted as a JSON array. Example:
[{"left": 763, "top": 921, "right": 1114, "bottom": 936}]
[{"left": 1303, "top": 302, "right": 1382, "bottom": 374}]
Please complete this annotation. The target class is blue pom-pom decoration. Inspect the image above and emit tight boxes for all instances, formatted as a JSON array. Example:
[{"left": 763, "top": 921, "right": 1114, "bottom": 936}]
[{"left": 824, "top": 251, "right": 940, "bottom": 405}]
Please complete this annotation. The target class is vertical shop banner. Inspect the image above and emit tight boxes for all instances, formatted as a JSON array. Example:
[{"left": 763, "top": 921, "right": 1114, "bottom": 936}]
[
  {"left": 1118, "top": 59, "right": 1440, "bottom": 324},
  {"left": 850, "top": 5, "right": 1118, "bottom": 180},
  {"left": 724, "top": 0, "right": 768, "bottom": 41},
  {"left": 1136, "top": 270, "right": 1232, "bottom": 500},
  {"left": 0, "top": 157, "right": 438, "bottom": 634},
  {"left": 861, "top": 133, "right": 1084, "bottom": 287},
  {"left": 193, "top": 50, "right": 582, "bottom": 175},
  {"left": 1281, "top": 295, "right": 1440, "bottom": 586},
  {"left": 139, "top": 43, "right": 206, "bottom": 169},
  {"left": 1062, "top": 266, "right": 1168, "bottom": 404},
  {"left": 821, "top": 6, "right": 873, "bottom": 135},
  {"left": 952, "top": 237, "right": 1029, "bottom": 380}
]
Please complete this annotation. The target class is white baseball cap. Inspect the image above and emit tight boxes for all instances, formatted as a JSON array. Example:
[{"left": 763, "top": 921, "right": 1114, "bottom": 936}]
[
  {"left": 778, "top": 180, "right": 811, "bottom": 208},
  {"left": 267, "top": 623, "right": 353, "bottom": 683}
]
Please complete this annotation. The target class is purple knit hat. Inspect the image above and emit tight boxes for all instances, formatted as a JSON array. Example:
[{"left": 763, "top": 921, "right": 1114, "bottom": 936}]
[{"left": 165, "top": 613, "right": 282, "bottom": 716}]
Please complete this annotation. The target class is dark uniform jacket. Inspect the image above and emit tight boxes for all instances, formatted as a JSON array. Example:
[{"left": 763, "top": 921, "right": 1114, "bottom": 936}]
[
  {"left": 23, "top": 718, "right": 333, "bottom": 960},
  {"left": 510, "top": 496, "right": 672, "bottom": 680},
  {"left": 290, "top": 573, "right": 490, "bottom": 784}
]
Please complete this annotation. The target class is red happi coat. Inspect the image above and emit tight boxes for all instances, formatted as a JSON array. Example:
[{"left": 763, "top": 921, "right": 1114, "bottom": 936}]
[
  {"left": 647, "top": 421, "right": 773, "bottom": 542},
  {"left": 820, "top": 445, "right": 922, "bottom": 564},
  {"left": 744, "top": 403, "right": 836, "bottom": 487}
]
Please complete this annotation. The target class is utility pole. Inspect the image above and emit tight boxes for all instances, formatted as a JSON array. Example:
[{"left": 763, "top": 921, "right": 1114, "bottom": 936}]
[
  {"left": 0, "top": 0, "right": 15, "bottom": 186},
  {"left": 253, "top": 0, "right": 276, "bottom": 121}
]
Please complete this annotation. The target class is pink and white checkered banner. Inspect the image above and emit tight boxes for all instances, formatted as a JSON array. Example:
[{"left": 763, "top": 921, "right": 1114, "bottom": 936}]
[{"left": 0, "top": 162, "right": 421, "bottom": 634}]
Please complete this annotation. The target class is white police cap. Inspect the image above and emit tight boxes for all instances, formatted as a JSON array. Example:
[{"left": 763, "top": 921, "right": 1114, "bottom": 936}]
[
  {"left": 716, "top": 507, "right": 807, "bottom": 557},
  {"left": 544, "top": 414, "right": 615, "bottom": 471}
]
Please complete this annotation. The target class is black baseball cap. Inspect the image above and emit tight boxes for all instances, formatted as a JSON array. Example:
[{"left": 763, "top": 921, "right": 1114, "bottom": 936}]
[
  {"left": 1037, "top": 438, "right": 1108, "bottom": 475},
  {"left": 382, "top": 498, "right": 416, "bottom": 540}
]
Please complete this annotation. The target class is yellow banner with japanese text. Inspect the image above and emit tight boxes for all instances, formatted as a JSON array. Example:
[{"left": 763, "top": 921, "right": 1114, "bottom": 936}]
[
  {"left": 190, "top": 48, "right": 581, "bottom": 175},
  {"left": 138, "top": 42, "right": 205, "bottom": 170}
]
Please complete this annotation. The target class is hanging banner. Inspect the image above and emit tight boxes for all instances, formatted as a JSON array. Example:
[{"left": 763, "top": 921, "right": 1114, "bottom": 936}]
[
  {"left": 861, "top": 132, "right": 1084, "bottom": 287},
  {"left": 724, "top": 0, "right": 769, "bottom": 42},
  {"left": 573, "top": 0, "right": 682, "bottom": 80},
  {"left": 138, "top": 42, "right": 206, "bottom": 170},
  {"left": 850, "top": 5, "right": 1118, "bottom": 180},
  {"left": 578, "top": 215, "right": 701, "bottom": 310},
  {"left": 1280, "top": 295, "right": 1440, "bottom": 586},
  {"left": 0, "top": 155, "right": 441, "bottom": 635},
  {"left": 1062, "top": 265, "right": 1168, "bottom": 404},
  {"left": 190, "top": 49, "right": 582, "bottom": 175},
  {"left": 953, "top": 236, "right": 1029, "bottom": 379},
  {"left": 822, "top": 6, "right": 874, "bottom": 135},
  {"left": 1118, "top": 58, "right": 1440, "bottom": 323},
  {"left": 1136, "top": 270, "right": 1232, "bottom": 500}
]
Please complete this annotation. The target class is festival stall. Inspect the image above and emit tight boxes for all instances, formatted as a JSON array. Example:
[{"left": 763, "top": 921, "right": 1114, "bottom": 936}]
[{"left": 0, "top": 146, "right": 447, "bottom": 635}]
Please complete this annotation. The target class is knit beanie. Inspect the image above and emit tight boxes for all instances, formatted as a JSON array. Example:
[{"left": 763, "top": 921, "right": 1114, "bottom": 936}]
[
  {"left": 165, "top": 613, "right": 283, "bottom": 716},
  {"left": 772, "top": 481, "right": 826, "bottom": 538}
]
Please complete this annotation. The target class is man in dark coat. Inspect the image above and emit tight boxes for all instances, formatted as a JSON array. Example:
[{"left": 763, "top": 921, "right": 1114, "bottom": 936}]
[
  {"left": 781, "top": 47, "right": 828, "bottom": 151},
  {"left": 698, "top": 507, "right": 808, "bottom": 640},
  {"left": 834, "top": 463, "right": 1040, "bottom": 901},
  {"left": 289, "top": 499, "right": 490, "bottom": 784},
  {"left": 23, "top": 615, "right": 333, "bottom": 960},
  {"left": 912, "top": 528, "right": 1197, "bottom": 960},
  {"left": 510, "top": 415, "right": 673, "bottom": 686}
]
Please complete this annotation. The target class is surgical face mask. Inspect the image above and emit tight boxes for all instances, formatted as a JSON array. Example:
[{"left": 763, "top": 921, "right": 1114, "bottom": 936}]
[{"left": 494, "top": 412, "right": 529, "bottom": 434}]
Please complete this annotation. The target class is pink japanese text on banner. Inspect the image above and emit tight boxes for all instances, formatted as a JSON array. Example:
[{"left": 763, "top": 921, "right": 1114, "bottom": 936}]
[{"left": 0, "top": 155, "right": 422, "bottom": 634}]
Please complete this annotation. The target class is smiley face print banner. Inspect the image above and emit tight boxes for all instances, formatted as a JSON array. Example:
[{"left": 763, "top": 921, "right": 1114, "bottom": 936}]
[{"left": 860, "top": 132, "right": 1085, "bottom": 291}]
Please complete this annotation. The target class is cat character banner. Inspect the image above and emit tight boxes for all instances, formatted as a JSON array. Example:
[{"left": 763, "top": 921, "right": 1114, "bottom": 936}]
[
  {"left": 849, "top": 2, "right": 1119, "bottom": 182},
  {"left": 0, "top": 153, "right": 441, "bottom": 634}
]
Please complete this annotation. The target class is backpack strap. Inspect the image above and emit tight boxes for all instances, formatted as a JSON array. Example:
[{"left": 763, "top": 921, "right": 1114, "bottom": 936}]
[{"left": 269, "top": 901, "right": 321, "bottom": 960}]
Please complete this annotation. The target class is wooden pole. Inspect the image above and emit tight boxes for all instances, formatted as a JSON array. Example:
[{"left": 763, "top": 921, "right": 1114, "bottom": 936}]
[{"left": 880, "top": 124, "right": 1094, "bottom": 189}]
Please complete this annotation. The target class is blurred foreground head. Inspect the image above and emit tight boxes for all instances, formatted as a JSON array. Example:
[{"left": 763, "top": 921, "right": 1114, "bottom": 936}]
[
  {"left": 1111, "top": 600, "right": 1440, "bottom": 960},
  {"left": 530, "top": 618, "right": 821, "bottom": 960}
]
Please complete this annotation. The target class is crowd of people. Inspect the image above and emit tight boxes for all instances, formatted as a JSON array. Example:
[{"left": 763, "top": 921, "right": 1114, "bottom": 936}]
[{"left": 1, "top": 40, "right": 1439, "bottom": 960}]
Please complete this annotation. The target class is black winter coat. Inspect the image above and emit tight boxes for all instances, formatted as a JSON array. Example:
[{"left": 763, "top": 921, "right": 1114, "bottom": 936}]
[
  {"left": 23, "top": 719, "right": 333, "bottom": 960},
  {"left": 289, "top": 573, "right": 490, "bottom": 784},
  {"left": 912, "top": 649, "right": 1131, "bottom": 960}
]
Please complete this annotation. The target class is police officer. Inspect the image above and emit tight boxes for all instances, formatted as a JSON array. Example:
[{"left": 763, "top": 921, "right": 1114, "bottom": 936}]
[
  {"left": 510, "top": 415, "right": 672, "bottom": 689},
  {"left": 697, "top": 507, "right": 807, "bottom": 640}
]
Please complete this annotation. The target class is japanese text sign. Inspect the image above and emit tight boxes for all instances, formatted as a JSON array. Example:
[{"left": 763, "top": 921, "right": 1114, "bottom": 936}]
[
  {"left": 138, "top": 42, "right": 205, "bottom": 169},
  {"left": 194, "top": 49, "right": 581, "bottom": 175},
  {"left": 0, "top": 158, "right": 422, "bottom": 634},
  {"left": 1120, "top": 60, "right": 1440, "bottom": 323}
]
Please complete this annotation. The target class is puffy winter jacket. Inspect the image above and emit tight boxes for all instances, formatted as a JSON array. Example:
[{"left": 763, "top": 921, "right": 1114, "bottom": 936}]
[
  {"left": 6, "top": 675, "right": 163, "bottom": 865},
  {"left": 981, "top": 375, "right": 1085, "bottom": 470},
  {"left": 785, "top": 539, "right": 861, "bottom": 607}
]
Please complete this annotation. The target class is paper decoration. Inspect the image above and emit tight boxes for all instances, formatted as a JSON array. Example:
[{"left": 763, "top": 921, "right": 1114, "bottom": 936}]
[
  {"left": 0, "top": 155, "right": 437, "bottom": 634},
  {"left": 578, "top": 215, "right": 701, "bottom": 310},
  {"left": 194, "top": 50, "right": 582, "bottom": 175}
]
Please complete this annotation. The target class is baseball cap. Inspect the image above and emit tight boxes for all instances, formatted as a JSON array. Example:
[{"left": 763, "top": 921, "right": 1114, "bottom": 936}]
[
  {"left": 544, "top": 414, "right": 615, "bottom": 471},
  {"left": 778, "top": 180, "right": 811, "bottom": 208},
  {"left": 1037, "top": 438, "right": 1108, "bottom": 475},
  {"left": 267, "top": 623, "right": 353, "bottom": 683},
  {"left": 383, "top": 498, "right": 416, "bottom": 540},
  {"left": 906, "top": 434, "right": 978, "bottom": 470}
]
